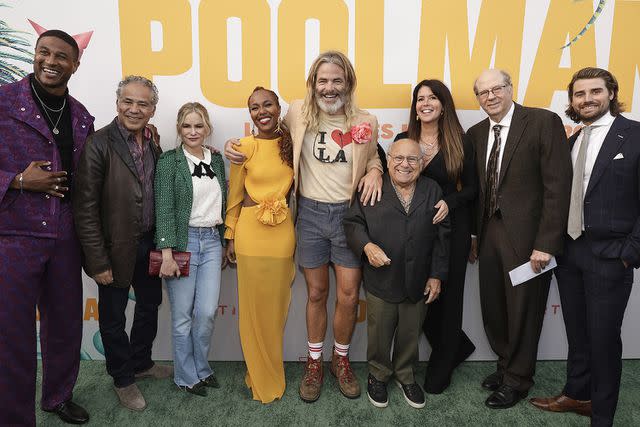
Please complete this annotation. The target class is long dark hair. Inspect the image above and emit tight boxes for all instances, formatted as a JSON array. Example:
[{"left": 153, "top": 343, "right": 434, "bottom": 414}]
[
  {"left": 565, "top": 67, "right": 624, "bottom": 123},
  {"left": 407, "top": 79, "right": 464, "bottom": 183},
  {"left": 248, "top": 87, "right": 293, "bottom": 167}
]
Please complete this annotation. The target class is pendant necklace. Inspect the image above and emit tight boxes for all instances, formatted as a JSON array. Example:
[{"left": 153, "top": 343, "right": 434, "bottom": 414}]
[
  {"left": 420, "top": 134, "right": 439, "bottom": 163},
  {"left": 31, "top": 83, "right": 66, "bottom": 135}
]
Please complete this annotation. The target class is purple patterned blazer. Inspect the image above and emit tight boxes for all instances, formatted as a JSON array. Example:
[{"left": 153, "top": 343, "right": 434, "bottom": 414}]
[{"left": 0, "top": 75, "right": 94, "bottom": 239}]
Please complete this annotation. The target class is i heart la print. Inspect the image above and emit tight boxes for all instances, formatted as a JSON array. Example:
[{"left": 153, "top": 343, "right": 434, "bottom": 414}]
[{"left": 313, "top": 127, "right": 353, "bottom": 164}]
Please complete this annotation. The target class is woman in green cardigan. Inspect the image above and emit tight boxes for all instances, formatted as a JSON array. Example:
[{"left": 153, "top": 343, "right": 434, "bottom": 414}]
[{"left": 154, "top": 102, "right": 227, "bottom": 396}]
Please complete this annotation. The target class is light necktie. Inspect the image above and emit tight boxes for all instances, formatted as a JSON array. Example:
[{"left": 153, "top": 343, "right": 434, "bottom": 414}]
[
  {"left": 485, "top": 124, "right": 502, "bottom": 218},
  {"left": 567, "top": 126, "right": 592, "bottom": 239}
]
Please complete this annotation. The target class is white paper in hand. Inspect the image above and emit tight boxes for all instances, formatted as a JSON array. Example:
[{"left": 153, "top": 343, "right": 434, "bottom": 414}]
[{"left": 508, "top": 257, "right": 557, "bottom": 286}]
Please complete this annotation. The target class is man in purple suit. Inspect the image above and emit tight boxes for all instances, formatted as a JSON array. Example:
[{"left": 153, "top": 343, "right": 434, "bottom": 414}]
[{"left": 0, "top": 30, "right": 93, "bottom": 425}]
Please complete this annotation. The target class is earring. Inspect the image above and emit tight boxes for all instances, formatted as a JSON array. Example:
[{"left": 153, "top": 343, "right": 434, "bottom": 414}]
[
  {"left": 276, "top": 117, "right": 282, "bottom": 134},
  {"left": 251, "top": 124, "right": 256, "bottom": 136},
  {"left": 416, "top": 114, "right": 419, "bottom": 121}
]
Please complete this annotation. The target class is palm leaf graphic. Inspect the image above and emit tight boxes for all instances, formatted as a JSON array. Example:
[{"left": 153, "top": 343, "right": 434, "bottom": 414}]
[
  {"left": 562, "top": 0, "right": 607, "bottom": 49},
  {"left": 0, "top": 3, "right": 33, "bottom": 85}
]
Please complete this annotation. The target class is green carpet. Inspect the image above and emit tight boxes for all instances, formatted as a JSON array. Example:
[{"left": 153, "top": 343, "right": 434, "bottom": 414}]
[{"left": 36, "top": 360, "right": 640, "bottom": 426}]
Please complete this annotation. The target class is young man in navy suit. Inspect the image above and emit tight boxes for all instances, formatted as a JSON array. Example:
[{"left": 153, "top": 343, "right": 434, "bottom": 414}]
[{"left": 530, "top": 67, "right": 640, "bottom": 427}]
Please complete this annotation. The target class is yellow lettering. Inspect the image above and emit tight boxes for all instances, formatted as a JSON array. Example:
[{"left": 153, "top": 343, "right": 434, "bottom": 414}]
[
  {"left": 277, "top": 0, "right": 348, "bottom": 102},
  {"left": 524, "top": 0, "right": 596, "bottom": 107},
  {"left": 84, "top": 298, "right": 99, "bottom": 321},
  {"left": 417, "top": 0, "right": 526, "bottom": 109},
  {"left": 119, "top": 0, "right": 192, "bottom": 78},
  {"left": 609, "top": 0, "right": 640, "bottom": 111},
  {"left": 200, "top": 0, "right": 270, "bottom": 107},
  {"left": 356, "top": 299, "right": 367, "bottom": 323},
  {"left": 355, "top": 0, "right": 411, "bottom": 108}
]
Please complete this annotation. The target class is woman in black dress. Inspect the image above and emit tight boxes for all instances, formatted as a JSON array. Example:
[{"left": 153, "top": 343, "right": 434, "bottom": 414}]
[{"left": 394, "top": 79, "right": 477, "bottom": 394}]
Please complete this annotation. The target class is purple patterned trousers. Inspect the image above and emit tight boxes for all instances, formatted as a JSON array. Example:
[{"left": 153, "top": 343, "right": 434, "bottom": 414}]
[{"left": 0, "top": 203, "right": 83, "bottom": 426}]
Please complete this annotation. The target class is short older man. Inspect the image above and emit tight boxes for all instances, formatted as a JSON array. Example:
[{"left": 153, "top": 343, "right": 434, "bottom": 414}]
[
  {"left": 344, "top": 138, "right": 450, "bottom": 409},
  {"left": 468, "top": 69, "right": 572, "bottom": 409},
  {"left": 0, "top": 30, "right": 93, "bottom": 425},
  {"left": 74, "top": 76, "right": 172, "bottom": 411},
  {"left": 226, "top": 51, "right": 383, "bottom": 402}
]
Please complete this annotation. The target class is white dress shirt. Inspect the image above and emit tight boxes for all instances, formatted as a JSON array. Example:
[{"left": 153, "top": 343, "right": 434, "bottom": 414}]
[
  {"left": 486, "top": 102, "right": 516, "bottom": 176},
  {"left": 183, "top": 147, "right": 223, "bottom": 227},
  {"left": 571, "top": 112, "right": 615, "bottom": 197}
]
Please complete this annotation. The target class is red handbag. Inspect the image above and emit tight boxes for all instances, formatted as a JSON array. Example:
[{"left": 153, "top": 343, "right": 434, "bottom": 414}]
[{"left": 148, "top": 250, "right": 191, "bottom": 277}]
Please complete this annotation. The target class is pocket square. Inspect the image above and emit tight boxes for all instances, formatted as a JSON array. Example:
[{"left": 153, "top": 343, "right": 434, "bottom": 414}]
[{"left": 613, "top": 153, "right": 624, "bottom": 160}]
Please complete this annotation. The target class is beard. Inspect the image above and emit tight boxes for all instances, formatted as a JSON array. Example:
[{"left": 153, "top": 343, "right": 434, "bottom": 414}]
[
  {"left": 577, "top": 105, "right": 608, "bottom": 123},
  {"left": 316, "top": 93, "right": 345, "bottom": 115}
]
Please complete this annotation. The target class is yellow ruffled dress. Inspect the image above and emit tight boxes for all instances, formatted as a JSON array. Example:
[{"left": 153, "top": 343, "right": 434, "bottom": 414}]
[{"left": 225, "top": 135, "right": 295, "bottom": 403}]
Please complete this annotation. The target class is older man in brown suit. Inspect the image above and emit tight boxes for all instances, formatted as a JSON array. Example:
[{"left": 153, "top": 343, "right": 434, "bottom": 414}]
[{"left": 467, "top": 69, "right": 572, "bottom": 409}]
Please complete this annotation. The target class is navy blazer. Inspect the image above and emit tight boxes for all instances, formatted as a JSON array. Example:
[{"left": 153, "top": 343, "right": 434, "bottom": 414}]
[{"left": 571, "top": 114, "right": 640, "bottom": 267}]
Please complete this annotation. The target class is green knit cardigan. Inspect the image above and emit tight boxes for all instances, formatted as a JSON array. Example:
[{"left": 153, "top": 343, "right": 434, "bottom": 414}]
[{"left": 154, "top": 147, "right": 227, "bottom": 251}]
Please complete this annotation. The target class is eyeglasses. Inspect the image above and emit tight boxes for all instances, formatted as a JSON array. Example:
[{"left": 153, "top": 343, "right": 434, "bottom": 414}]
[
  {"left": 475, "top": 84, "right": 509, "bottom": 100},
  {"left": 388, "top": 155, "right": 420, "bottom": 166}
]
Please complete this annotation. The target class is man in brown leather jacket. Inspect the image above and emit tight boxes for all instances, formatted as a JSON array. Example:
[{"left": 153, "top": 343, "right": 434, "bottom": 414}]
[{"left": 74, "top": 75, "right": 171, "bottom": 412}]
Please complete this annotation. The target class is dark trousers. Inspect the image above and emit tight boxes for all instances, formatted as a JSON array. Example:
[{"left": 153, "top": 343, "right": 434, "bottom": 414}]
[
  {"left": 555, "top": 235, "right": 633, "bottom": 427},
  {"left": 0, "top": 204, "right": 83, "bottom": 426},
  {"left": 478, "top": 214, "right": 551, "bottom": 392},
  {"left": 423, "top": 208, "right": 475, "bottom": 391},
  {"left": 97, "top": 231, "right": 162, "bottom": 388}
]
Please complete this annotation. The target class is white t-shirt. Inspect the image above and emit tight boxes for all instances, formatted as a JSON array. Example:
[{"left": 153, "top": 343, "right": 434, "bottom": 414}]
[{"left": 299, "top": 111, "right": 353, "bottom": 203}]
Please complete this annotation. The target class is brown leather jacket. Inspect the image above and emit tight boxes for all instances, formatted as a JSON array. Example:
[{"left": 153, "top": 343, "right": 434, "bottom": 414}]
[{"left": 74, "top": 119, "right": 161, "bottom": 287}]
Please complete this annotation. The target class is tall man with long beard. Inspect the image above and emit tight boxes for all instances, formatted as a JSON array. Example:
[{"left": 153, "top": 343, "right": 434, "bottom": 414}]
[
  {"left": 0, "top": 30, "right": 93, "bottom": 425},
  {"left": 530, "top": 68, "right": 640, "bottom": 427},
  {"left": 225, "top": 51, "right": 383, "bottom": 402}
]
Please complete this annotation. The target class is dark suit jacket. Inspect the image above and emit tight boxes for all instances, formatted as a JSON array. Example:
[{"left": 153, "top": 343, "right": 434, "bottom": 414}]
[
  {"left": 343, "top": 175, "right": 450, "bottom": 303},
  {"left": 571, "top": 115, "right": 640, "bottom": 267},
  {"left": 468, "top": 103, "right": 572, "bottom": 261},
  {"left": 74, "top": 118, "right": 161, "bottom": 287}
]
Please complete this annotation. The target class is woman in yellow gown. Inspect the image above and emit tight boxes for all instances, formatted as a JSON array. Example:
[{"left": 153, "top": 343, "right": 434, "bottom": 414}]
[{"left": 224, "top": 87, "right": 295, "bottom": 403}]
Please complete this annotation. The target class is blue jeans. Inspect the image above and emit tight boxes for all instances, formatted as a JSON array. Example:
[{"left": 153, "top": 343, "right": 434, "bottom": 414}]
[{"left": 165, "top": 227, "right": 222, "bottom": 387}]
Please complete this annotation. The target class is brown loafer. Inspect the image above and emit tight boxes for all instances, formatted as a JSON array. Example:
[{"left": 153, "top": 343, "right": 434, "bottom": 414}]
[
  {"left": 529, "top": 394, "right": 591, "bottom": 417},
  {"left": 330, "top": 353, "right": 361, "bottom": 399},
  {"left": 299, "top": 355, "right": 324, "bottom": 403}
]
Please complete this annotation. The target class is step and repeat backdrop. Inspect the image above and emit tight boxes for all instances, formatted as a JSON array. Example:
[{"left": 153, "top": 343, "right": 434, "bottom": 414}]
[{"left": 3, "top": 0, "right": 639, "bottom": 361}]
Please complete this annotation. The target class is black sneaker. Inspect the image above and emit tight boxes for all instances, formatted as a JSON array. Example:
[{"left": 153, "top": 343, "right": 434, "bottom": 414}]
[
  {"left": 396, "top": 381, "right": 425, "bottom": 408},
  {"left": 367, "top": 374, "right": 388, "bottom": 408},
  {"left": 201, "top": 374, "right": 220, "bottom": 388}
]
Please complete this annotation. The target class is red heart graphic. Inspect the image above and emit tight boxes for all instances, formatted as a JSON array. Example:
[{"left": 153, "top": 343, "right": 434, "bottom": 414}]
[{"left": 331, "top": 129, "right": 352, "bottom": 148}]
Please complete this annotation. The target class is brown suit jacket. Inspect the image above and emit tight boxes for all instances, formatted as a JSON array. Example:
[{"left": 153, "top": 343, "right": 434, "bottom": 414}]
[
  {"left": 284, "top": 99, "right": 382, "bottom": 204},
  {"left": 468, "top": 103, "right": 572, "bottom": 261}
]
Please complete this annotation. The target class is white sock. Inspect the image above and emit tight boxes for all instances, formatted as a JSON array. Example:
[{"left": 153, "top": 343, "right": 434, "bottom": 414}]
[
  {"left": 334, "top": 341, "right": 349, "bottom": 357},
  {"left": 308, "top": 341, "right": 323, "bottom": 360}
]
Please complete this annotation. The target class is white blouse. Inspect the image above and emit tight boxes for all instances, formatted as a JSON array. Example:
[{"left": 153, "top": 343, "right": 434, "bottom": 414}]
[{"left": 182, "top": 147, "right": 223, "bottom": 227}]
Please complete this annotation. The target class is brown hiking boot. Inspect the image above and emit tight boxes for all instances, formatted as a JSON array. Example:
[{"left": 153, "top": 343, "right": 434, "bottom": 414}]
[
  {"left": 330, "top": 353, "right": 361, "bottom": 398},
  {"left": 299, "top": 355, "right": 323, "bottom": 403}
]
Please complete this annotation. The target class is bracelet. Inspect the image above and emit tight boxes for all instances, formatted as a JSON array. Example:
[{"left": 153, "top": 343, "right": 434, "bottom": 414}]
[{"left": 18, "top": 173, "right": 23, "bottom": 194}]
